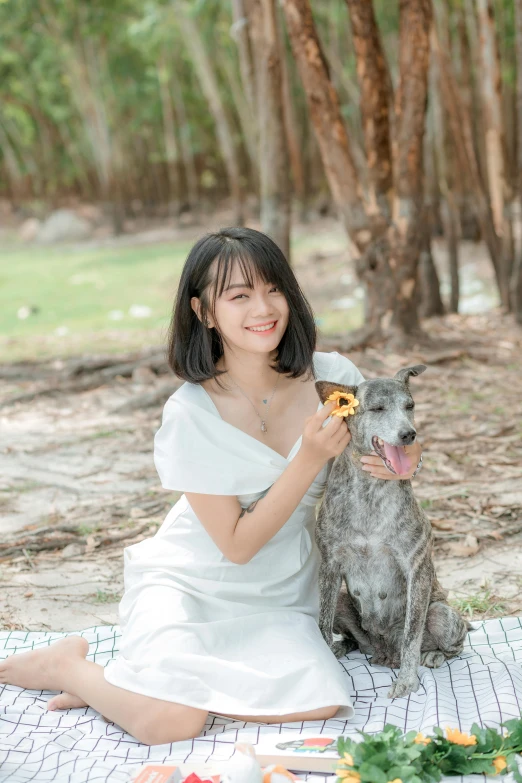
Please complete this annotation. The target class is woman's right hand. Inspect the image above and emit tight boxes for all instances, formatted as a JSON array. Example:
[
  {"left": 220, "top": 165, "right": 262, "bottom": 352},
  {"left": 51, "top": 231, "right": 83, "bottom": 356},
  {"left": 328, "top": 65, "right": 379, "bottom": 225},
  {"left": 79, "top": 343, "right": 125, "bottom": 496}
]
[{"left": 300, "top": 400, "right": 352, "bottom": 466}]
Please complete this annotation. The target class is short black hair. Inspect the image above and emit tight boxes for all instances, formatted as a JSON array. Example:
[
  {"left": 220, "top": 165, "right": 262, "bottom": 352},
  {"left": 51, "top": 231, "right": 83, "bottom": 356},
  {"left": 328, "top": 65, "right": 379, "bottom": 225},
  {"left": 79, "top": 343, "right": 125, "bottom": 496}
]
[{"left": 168, "top": 227, "right": 317, "bottom": 384}]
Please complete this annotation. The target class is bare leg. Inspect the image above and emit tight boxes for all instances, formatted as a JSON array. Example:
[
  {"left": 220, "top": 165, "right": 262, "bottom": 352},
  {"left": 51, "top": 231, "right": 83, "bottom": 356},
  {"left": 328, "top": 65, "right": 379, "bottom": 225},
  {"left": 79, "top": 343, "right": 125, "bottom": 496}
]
[
  {"left": 223, "top": 704, "right": 340, "bottom": 723},
  {"left": 0, "top": 636, "right": 207, "bottom": 744}
]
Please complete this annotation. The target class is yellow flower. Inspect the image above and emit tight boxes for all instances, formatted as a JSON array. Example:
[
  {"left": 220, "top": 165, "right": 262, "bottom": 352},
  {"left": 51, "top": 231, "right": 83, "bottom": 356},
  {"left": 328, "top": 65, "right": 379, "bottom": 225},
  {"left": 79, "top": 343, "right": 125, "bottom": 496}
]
[
  {"left": 414, "top": 732, "right": 431, "bottom": 745},
  {"left": 387, "top": 779, "right": 403, "bottom": 783},
  {"left": 335, "top": 770, "right": 360, "bottom": 781},
  {"left": 493, "top": 755, "right": 507, "bottom": 774},
  {"left": 324, "top": 390, "right": 360, "bottom": 417},
  {"left": 445, "top": 727, "right": 477, "bottom": 746},
  {"left": 342, "top": 752, "right": 354, "bottom": 765}
]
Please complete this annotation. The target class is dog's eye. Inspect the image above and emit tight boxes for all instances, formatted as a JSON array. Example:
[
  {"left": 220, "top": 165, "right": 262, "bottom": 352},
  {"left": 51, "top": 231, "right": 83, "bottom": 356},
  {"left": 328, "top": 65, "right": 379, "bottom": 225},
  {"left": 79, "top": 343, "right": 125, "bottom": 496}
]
[
  {"left": 369, "top": 407, "right": 384, "bottom": 412},
  {"left": 406, "top": 403, "right": 415, "bottom": 410}
]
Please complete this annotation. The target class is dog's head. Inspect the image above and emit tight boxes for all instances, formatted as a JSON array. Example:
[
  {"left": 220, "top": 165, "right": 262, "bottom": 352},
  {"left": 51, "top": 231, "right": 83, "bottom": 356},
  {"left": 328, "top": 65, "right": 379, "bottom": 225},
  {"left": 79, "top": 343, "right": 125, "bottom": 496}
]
[{"left": 315, "top": 365, "right": 426, "bottom": 474}]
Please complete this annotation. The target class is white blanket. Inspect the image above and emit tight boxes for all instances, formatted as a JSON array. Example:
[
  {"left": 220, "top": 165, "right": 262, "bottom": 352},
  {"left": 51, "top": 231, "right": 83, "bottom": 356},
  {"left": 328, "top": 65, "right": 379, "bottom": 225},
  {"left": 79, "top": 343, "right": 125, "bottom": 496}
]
[{"left": 1, "top": 617, "right": 521, "bottom": 783}]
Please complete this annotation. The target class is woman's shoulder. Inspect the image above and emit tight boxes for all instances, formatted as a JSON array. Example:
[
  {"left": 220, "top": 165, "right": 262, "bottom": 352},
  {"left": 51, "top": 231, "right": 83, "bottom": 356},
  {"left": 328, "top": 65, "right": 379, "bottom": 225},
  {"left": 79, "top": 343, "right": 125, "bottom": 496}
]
[{"left": 313, "top": 350, "right": 365, "bottom": 385}]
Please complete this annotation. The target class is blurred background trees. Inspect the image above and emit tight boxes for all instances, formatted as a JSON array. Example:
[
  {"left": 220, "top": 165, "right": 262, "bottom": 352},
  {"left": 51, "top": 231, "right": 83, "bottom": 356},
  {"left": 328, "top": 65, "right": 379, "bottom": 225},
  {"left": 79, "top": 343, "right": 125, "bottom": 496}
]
[{"left": 1, "top": 0, "right": 521, "bottom": 344}]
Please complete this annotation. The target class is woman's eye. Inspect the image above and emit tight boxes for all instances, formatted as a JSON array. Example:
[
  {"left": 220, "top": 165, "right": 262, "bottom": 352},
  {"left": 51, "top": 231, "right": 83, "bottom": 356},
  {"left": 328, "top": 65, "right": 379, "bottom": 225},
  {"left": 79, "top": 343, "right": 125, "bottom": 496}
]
[{"left": 232, "top": 294, "right": 247, "bottom": 300}]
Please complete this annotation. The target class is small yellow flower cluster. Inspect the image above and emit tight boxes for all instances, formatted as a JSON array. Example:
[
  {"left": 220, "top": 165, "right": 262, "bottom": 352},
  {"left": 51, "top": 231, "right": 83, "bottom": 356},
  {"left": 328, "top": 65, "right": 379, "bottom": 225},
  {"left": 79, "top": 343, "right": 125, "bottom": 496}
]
[
  {"left": 335, "top": 752, "right": 360, "bottom": 781},
  {"left": 445, "top": 727, "right": 477, "bottom": 746},
  {"left": 414, "top": 733, "right": 431, "bottom": 745},
  {"left": 324, "top": 390, "right": 359, "bottom": 417}
]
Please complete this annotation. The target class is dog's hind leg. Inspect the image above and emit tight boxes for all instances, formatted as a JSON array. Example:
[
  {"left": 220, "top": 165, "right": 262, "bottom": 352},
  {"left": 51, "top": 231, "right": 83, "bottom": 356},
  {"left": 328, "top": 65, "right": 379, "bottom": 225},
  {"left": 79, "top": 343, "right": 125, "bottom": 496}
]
[
  {"left": 333, "top": 589, "right": 373, "bottom": 657},
  {"left": 318, "top": 561, "right": 343, "bottom": 651},
  {"left": 421, "top": 601, "right": 470, "bottom": 664}
]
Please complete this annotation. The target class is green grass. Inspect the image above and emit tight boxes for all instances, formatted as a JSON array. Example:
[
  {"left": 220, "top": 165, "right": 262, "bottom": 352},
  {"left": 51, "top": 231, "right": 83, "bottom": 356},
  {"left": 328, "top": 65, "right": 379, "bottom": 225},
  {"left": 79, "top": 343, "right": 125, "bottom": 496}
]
[
  {"left": 91, "top": 589, "right": 121, "bottom": 604},
  {"left": 0, "top": 229, "right": 364, "bottom": 362},
  {"left": 450, "top": 585, "right": 506, "bottom": 619},
  {"left": 0, "top": 240, "right": 192, "bottom": 361}
]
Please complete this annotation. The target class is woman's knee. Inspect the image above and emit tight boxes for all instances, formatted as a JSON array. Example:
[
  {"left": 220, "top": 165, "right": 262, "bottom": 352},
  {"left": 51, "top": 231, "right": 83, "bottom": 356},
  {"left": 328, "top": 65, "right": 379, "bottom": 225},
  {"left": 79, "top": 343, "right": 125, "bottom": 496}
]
[{"left": 133, "top": 702, "right": 208, "bottom": 746}]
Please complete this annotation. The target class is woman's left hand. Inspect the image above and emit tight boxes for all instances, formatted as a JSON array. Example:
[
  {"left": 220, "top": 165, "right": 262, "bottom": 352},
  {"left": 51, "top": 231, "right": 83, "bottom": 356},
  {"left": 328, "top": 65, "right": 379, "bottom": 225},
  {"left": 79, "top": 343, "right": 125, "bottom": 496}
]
[{"left": 360, "top": 440, "right": 422, "bottom": 480}]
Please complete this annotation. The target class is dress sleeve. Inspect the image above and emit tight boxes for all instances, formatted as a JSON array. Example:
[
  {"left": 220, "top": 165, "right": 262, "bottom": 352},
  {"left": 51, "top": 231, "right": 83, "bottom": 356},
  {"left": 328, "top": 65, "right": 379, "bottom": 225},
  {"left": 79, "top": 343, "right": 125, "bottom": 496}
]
[
  {"left": 327, "top": 351, "right": 365, "bottom": 386},
  {"left": 153, "top": 393, "right": 287, "bottom": 496}
]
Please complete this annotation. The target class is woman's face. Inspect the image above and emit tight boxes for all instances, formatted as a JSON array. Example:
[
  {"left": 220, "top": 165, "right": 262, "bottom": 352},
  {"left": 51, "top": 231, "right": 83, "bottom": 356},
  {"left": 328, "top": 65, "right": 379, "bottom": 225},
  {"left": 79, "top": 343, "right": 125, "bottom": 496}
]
[{"left": 194, "top": 261, "right": 290, "bottom": 357}]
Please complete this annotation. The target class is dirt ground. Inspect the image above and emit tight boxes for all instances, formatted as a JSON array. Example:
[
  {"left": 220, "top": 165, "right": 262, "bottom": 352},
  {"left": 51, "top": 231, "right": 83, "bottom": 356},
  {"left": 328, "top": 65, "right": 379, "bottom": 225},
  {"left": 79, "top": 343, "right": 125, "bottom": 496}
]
[{"left": 1, "top": 301, "right": 521, "bottom": 633}]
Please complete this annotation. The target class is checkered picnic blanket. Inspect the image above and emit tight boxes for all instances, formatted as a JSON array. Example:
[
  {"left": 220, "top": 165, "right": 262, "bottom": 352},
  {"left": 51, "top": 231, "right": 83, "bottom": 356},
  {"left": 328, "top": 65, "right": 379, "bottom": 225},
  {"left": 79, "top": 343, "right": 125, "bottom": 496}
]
[{"left": 1, "top": 617, "right": 521, "bottom": 782}]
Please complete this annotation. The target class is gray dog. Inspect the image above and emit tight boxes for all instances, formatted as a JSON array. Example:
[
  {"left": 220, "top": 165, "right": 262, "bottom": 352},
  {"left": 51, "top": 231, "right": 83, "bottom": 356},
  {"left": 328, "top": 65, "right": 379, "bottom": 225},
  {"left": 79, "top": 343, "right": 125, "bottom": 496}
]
[{"left": 315, "top": 365, "right": 471, "bottom": 699}]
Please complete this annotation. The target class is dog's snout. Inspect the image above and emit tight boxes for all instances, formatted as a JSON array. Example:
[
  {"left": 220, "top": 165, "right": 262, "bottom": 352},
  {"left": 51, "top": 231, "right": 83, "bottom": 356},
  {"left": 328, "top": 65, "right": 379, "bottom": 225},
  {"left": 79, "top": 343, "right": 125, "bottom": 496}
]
[{"left": 399, "top": 429, "right": 416, "bottom": 445}]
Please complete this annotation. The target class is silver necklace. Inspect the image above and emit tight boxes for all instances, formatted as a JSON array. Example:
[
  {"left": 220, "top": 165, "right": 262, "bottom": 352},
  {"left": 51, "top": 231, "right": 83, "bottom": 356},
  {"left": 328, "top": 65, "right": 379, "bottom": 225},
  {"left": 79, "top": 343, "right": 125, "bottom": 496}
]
[{"left": 226, "top": 371, "right": 280, "bottom": 434}]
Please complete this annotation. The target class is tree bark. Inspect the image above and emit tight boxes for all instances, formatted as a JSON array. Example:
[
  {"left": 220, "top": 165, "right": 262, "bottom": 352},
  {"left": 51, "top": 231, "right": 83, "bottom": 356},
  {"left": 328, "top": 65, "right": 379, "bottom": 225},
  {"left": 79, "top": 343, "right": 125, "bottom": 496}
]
[
  {"left": 344, "top": 0, "right": 393, "bottom": 215},
  {"left": 170, "top": 69, "right": 199, "bottom": 210},
  {"left": 431, "top": 25, "right": 504, "bottom": 298},
  {"left": 281, "top": 0, "right": 370, "bottom": 242},
  {"left": 157, "top": 54, "right": 180, "bottom": 215},
  {"left": 249, "top": 0, "right": 291, "bottom": 260},
  {"left": 282, "top": 0, "right": 432, "bottom": 343},
  {"left": 475, "top": 0, "right": 513, "bottom": 310},
  {"left": 513, "top": 0, "right": 522, "bottom": 322},
  {"left": 178, "top": 8, "right": 243, "bottom": 225},
  {"left": 387, "top": 0, "right": 432, "bottom": 335}
]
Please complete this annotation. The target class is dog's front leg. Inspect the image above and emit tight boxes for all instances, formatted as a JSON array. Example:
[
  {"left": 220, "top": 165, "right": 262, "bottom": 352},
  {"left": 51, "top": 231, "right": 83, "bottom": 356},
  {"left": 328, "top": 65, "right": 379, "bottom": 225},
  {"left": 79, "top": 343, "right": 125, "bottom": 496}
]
[
  {"left": 318, "top": 560, "right": 342, "bottom": 652},
  {"left": 388, "top": 559, "right": 432, "bottom": 699}
]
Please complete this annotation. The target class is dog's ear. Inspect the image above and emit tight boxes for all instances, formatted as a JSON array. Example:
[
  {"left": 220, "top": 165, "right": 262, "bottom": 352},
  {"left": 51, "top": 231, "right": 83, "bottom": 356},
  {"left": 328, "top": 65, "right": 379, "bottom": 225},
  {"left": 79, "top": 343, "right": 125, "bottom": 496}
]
[
  {"left": 315, "top": 380, "right": 358, "bottom": 404},
  {"left": 393, "top": 365, "right": 427, "bottom": 385}
]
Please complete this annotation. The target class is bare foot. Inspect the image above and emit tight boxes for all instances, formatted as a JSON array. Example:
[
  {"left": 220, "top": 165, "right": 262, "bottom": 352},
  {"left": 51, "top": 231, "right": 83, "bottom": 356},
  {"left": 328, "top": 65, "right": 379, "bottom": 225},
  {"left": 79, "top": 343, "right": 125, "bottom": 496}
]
[
  {"left": 0, "top": 635, "right": 89, "bottom": 693},
  {"left": 48, "top": 691, "right": 88, "bottom": 711}
]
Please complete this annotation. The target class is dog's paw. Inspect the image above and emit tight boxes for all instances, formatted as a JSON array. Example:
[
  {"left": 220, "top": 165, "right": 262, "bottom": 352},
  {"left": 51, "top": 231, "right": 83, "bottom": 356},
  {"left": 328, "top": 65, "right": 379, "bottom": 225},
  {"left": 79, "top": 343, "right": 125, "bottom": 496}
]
[
  {"left": 373, "top": 656, "right": 400, "bottom": 669},
  {"left": 421, "top": 650, "right": 446, "bottom": 668},
  {"left": 331, "top": 639, "right": 355, "bottom": 659},
  {"left": 387, "top": 673, "right": 420, "bottom": 699}
]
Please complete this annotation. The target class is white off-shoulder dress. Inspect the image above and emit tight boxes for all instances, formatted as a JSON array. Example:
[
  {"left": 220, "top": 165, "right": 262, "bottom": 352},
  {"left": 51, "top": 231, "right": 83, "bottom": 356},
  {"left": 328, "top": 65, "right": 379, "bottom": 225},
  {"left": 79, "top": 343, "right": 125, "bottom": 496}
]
[{"left": 103, "top": 351, "right": 364, "bottom": 719}]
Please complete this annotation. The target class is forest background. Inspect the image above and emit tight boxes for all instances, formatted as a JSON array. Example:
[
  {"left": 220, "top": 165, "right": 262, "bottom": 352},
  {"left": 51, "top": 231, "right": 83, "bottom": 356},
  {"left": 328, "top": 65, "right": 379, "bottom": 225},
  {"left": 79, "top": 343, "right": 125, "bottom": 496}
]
[{"left": 0, "top": 0, "right": 521, "bottom": 632}]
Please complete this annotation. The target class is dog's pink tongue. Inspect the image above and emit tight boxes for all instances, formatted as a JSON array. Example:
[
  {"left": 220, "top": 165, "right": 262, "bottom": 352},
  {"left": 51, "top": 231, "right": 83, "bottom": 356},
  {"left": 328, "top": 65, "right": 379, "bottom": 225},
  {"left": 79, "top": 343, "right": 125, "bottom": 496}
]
[{"left": 383, "top": 442, "right": 411, "bottom": 475}]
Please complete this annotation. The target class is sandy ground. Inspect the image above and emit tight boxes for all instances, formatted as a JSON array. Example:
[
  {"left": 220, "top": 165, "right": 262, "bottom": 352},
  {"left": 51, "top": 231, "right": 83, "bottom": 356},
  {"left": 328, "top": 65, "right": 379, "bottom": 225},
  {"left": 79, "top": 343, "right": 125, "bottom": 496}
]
[{"left": 1, "top": 302, "right": 521, "bottom": 632}]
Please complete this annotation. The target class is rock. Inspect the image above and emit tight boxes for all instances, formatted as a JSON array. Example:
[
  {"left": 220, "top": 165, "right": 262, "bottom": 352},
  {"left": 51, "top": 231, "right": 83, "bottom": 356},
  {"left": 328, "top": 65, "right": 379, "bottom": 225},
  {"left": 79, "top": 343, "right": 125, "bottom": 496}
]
[
  {"left": 128, "top": 304, "right": 152, "bottom": 318},
  {"left": 131, "top": 366, "right": 156, "bottom": 385},
  {"left": 61, "top": 543, "right": 85, "bottom": 559},
  {"left": 75, "top": 203, "right": 103, "bottom": 224},
  {"left": 37, "top": 209, "right": 93, "bottom": 244},
  {"left": 19, "top": 218, "right": 41, "bottom": 243}
]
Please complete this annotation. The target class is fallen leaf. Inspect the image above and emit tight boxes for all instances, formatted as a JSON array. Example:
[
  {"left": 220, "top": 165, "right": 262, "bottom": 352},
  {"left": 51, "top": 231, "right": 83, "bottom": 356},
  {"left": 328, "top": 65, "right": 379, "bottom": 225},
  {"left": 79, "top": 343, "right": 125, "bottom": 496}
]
[
  {"left": 431, "top": 520, "right": 455, "bottom": 531},
  {"left": 24, "top": 591, "right": 34, "bottom": 598},
  {"left": 447, "top": 533, "right": 480, "bottom": 557}
]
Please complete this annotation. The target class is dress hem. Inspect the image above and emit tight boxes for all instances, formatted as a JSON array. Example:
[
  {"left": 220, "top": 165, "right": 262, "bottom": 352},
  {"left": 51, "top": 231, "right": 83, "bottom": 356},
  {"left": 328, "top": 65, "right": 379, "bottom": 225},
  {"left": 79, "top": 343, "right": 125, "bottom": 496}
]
[{"left": 103, "top": 667, "right": 355, "bottom": 721}]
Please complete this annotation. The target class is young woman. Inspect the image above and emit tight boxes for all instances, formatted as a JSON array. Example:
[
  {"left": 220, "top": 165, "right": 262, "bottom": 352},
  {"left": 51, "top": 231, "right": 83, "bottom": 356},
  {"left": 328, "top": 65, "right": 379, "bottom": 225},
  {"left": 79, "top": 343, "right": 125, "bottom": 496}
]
[{"left": 0, "top": 227, "right": 422, "bottom": 746}]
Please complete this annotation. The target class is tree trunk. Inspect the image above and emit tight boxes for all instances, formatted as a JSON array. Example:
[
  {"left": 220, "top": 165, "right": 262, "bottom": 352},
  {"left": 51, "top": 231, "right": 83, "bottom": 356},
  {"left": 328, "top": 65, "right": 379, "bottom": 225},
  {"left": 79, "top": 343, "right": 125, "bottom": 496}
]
[
  {"left": 281, "top": 0, "right": 370, "bottom": 242},
  {"left": 157, "top": 54, "right": 180, "bottom": 215},
  {"left": 344, "top": 0, "right": 393, "bottom": 215},
  {"left": 278, "top": 15, "right": 306, "bottom": 211},
  {"left": 178, "top": 8, "right": 243, "bottom": 225},
  {"left": 248, "top": 0, "right": 291, "bottom": 259},
  {"left": 431, "top": 26, "right": 504, "bottom": 297},
  {"left": 419, "top": 222, "right": 445, "bottom": 318},
  {"left": 513, "top": 0, "right": 522, "bottom": 322},
  {"left": 231, "top": 0, "right": 258, "bottom": 120},
  {"left": 475, "top": 0, "right": 512, "bottom": 310},
  {"left": 170, "top": 70, "right": 199, "bottom": 210},
  {"left": 387, "top": 0, "right": 432, "bottom": 336},
  {"left": 282, "top": 0, "right": 431, "bottom": 343}
]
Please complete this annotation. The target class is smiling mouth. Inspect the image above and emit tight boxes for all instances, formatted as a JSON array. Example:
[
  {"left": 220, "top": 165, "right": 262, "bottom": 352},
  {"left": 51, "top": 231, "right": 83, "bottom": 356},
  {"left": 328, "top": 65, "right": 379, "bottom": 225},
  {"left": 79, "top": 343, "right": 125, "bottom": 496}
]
[
  {"left": 371, "top": 435, "right": 411, "bottom": 475},
  {"left": 246, "top": 321, "right": 277, "bottom": 333}
]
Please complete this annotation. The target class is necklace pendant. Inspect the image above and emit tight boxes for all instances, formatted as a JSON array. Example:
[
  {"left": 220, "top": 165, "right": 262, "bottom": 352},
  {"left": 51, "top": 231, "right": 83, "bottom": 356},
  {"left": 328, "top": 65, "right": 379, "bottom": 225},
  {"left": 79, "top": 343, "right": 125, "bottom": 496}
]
[{"left": 261, "top": 421, "right": 267, "bottom": 433}]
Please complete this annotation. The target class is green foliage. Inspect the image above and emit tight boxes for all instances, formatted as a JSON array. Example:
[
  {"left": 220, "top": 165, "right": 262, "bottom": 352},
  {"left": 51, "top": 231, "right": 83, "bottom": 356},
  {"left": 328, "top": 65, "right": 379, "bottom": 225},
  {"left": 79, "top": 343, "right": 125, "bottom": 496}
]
[{"left": 335, "top": 717, "right": 522, "bottom": 783}]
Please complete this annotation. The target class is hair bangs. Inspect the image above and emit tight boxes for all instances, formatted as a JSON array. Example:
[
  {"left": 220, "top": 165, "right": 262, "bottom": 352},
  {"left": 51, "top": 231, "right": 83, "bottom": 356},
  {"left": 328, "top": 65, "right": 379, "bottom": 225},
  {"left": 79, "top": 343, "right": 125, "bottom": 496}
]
[{"left": 210, "top": 240, "right": 283, "bottom": 303}]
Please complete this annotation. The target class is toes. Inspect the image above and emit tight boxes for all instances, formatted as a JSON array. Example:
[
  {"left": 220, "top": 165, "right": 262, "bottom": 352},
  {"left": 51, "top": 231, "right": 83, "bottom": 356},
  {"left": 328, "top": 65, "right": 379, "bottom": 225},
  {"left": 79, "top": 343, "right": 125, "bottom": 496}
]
[{"left": 47, "top": 692, "right": 87, "bottom": 711}]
